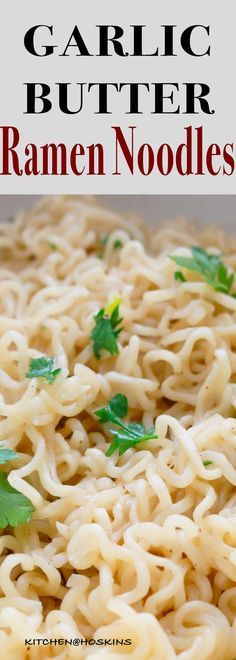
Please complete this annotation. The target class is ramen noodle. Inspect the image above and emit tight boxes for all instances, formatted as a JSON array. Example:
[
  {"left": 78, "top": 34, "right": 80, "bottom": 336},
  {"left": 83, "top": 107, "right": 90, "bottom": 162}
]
[{"left": 0, "top": 195, "right": 236, "bottom": 659}]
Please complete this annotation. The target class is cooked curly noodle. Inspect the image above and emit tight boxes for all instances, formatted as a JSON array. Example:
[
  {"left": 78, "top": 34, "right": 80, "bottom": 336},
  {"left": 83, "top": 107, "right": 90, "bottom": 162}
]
[{"left": 0, "top": 196, "right": 236, "bottom": 659}]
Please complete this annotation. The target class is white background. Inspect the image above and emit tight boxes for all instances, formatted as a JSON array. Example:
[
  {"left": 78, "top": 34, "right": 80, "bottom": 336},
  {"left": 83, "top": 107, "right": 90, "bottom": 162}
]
[{"left": 0, "top": 0, "right": 235, "bottom": 194}]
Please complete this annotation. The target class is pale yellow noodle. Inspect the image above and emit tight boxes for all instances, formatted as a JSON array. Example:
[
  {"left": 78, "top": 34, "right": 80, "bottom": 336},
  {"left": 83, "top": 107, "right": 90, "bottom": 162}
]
[{"left": 0, "top": 196, "right": 235, "bottom": 658}]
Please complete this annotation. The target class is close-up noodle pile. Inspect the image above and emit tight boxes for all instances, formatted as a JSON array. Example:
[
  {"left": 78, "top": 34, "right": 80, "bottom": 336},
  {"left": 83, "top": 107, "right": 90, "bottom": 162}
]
[{"left": 1, "top": 195, "right": 236, "bottom": 659}]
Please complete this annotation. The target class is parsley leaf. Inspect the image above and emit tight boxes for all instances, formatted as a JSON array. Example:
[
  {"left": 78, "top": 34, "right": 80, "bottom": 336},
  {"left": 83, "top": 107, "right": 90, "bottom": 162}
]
[
  {"left": 95, "top": 393, "right": 128, "bottom": 423},
  {"left": 90, "top": 304, "right": 123, "bottom": 359},
  {"left": 95, "top": 394, "right": 158, "bottom": 456},
  {"left": 48, "top": 242, "right": 57, "bottom": 251},
  {"left": 98, "top": 235, "right": 123, "bottom": 258},
  {"left": 98, "top": 234, "right": 108, "bottom": 258},
  {"left": 113, "top": 239, "right": 123, "bottom": 250},
  {"left": 174, "top": 271, "right": 186, "bottom": 283},
  {"left": 0, "top": 445, "right": 18, "bottom": 464},
  {"left": 0, "top": 472, "right": 35, "bottom": 528},
  {"left": 170, "top": 246, "right": 235, "bottom": 295},
  {"left": 107, "top": 423, "right": 157, "bottom": 456},
  {"left": 26, "top": 356, "right": 61, "bottom": 384},
  {"left": 203, "top": 460, "right": 213, "bottom": 466},
  {"left": 100, "top": 234, "right": 108, "bottom": 247}
]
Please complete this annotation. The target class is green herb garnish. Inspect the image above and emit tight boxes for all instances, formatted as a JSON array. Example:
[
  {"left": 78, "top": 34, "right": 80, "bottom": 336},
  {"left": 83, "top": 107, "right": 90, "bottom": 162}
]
[
  {"left": 0, "top": 473, "right": 35, "bottom": 528},
  {"left": 90, "top": 304, "right": 123, "bottom": 359},
  {"left": 0, "top": 444, "right": 34, "bottom": 528},
  {"left": 0, "top": 445, "right": 18, "bottom": 464},
  {"left": 98, "top": 234, "right": 108, "bottom": 258},
  {"left": 95, "top": 393, "right": 128, "bottom": 423},
  {"left": 100, "top": 234, "right": 108, "bottom": 246},
  {"left": 98, "top": 236, "right": 123, "bottom": 258},
  {"left": 95, "top": 393, "right": 158, "bottom": 456},
  {"left": 26, "top": 356, "right": 61, "bottom": 384},
  {"left": 48, "top": 242, "right": 57, "bottom": 251},
  {"left": 174, "top": 271, "right": 186, "bottom": 283},
  {"left": 113, "top": 239, "right": 123, "bottom": 250},
  {"left": 203, "top": 460, "right": 213, "bottom": 466},
  {"left": 170, "top": 246, "right": 235, "bottom": 295}
]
